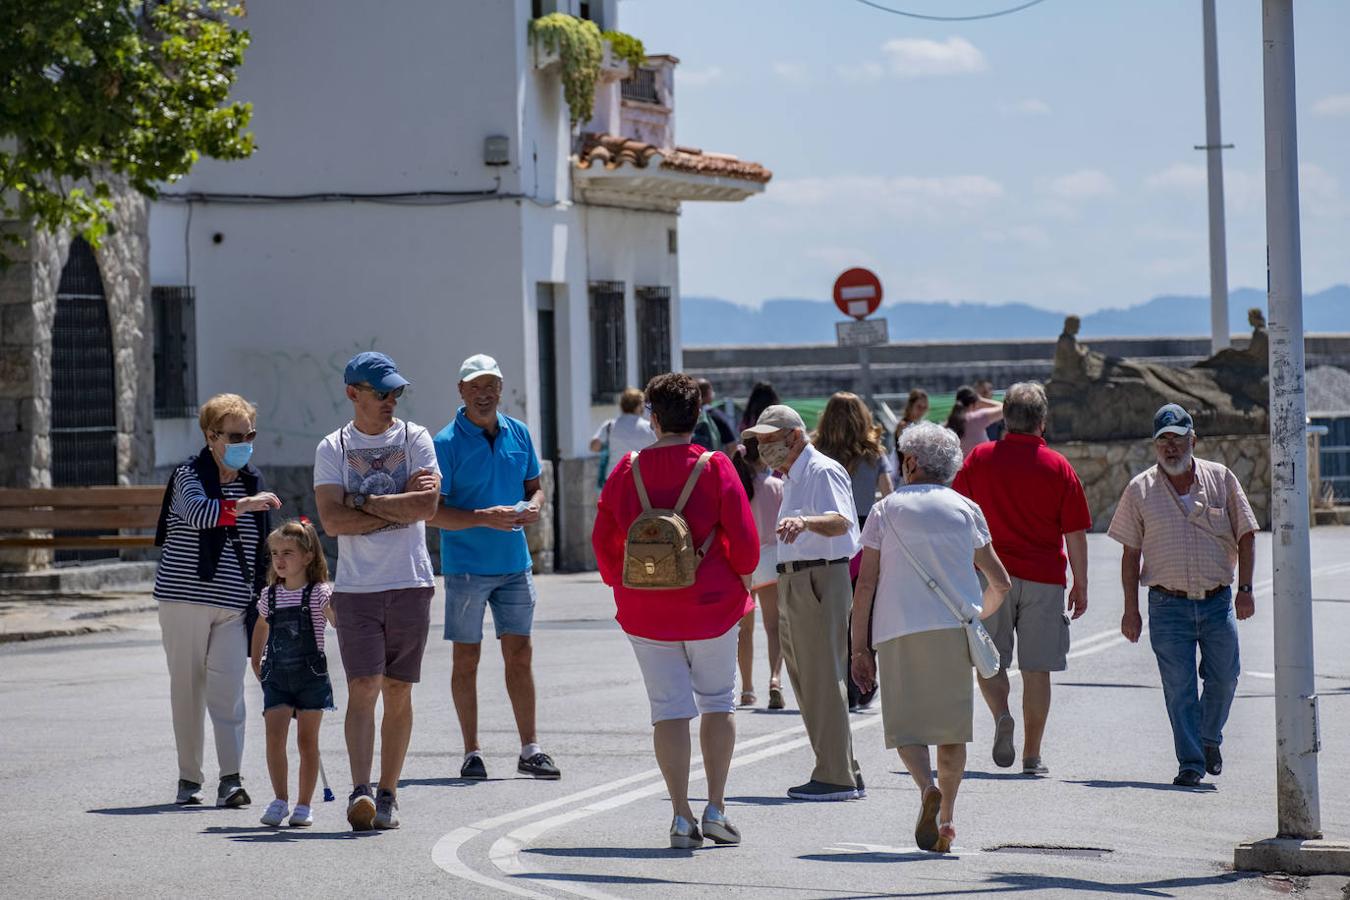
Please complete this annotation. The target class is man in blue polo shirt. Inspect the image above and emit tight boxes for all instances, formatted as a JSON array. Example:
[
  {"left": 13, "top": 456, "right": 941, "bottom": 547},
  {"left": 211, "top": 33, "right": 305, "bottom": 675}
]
[{"left": 431, "top": 354, "right": 561, "bottom": 781}]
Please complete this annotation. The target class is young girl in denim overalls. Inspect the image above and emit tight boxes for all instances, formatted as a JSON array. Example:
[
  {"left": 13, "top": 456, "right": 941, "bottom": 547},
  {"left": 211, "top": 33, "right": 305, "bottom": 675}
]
[{"left": 250, "top": 518, "right": 335, "bottom": 827}]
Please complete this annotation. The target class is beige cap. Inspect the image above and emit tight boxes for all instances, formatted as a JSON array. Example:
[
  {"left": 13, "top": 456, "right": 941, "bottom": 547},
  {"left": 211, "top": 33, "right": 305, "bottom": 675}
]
[{"left": 741, "top": 404, "right": 806, "bottom": 439}]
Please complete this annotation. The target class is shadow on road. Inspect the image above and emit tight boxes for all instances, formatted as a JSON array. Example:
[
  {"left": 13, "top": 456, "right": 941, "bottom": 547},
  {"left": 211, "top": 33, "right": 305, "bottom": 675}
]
[
  {"left": 201, "top": 825, "right": 379, "bottom": 842},
  {"left": 800, "top": 850, "right": 959, "bottom": 864},
  {"left": 725, "top": 795, "right": 801, "bottom": 806},
  {"left": 525, "top": 846, "right": 697, "bottom": 860},
  {"left": 398, "top": 776, "right": 511, "bottom": 788},
  {"left": 1057, "top": 682, "right": 1157, "bottom": 690},
  {"left": 1065, "top": 779, "right": 1217, "bottom": 793},
  {"left": 957, "top": 771, "right": 1038, "bottom": 781},
  {"left": 88, "top": 803, "right": 214, "bottom": 816}
]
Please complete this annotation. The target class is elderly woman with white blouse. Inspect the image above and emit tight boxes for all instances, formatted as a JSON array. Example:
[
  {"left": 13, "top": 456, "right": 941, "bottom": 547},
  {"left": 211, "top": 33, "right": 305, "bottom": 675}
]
[{"left": 849, "top": 422, "right": 1010, "bottom": 853}]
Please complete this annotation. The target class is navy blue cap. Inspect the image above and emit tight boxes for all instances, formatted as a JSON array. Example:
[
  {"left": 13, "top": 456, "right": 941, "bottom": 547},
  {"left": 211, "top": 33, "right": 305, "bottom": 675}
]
[
  {"left": 1153, "top": 403, "right": 1194, "bottom": 439},
  {"left": 344, "top": 352, "right": 410, "bottom": 392}
]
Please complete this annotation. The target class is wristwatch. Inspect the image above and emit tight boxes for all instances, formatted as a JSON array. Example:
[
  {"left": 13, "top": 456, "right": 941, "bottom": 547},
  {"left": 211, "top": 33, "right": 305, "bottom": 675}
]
[
  {"left": 1237, "top": 583, "right": 1252, "bottom": 593},
  {"left": 352, "top": 493, "right": 367, "bottom": 510}
]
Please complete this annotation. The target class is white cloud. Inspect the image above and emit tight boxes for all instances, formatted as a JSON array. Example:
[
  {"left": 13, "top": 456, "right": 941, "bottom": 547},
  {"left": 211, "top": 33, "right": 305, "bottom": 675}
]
[
  {"left": 999, "top": 98, "right": 1051, "bottom": 117},
  {"left": 881, "top": 36, "right": 987, "bottom": 79},
  {"left": 679, "top": 66, "right": 723, "bottom": 88},
  {"left": 1145, "top": 163, "right": 1207, "bottom": 192},
  {"left": 771, "top": 62, "right": 811, "bottom": 84},
  {"left": 768, "top": 174, "right": 1004, "bottom": 223},
  {"left": 806, "top": 246, "right": 881, "bottom": 270},
  {"left": 836, "top": 61, "right": 884, "bottom": 84},
  {"left": 983, "top": 225, "right": 1052, "bottom": 249},
  {"left": 1300, "top": 163, "right": 1344, "bottom": 218},
  {"left": 1311, "top": 94, "right": 1350, "bottom": 117},
  {"left": 1045, "top": 169, "right": 1116, "bottom": 200}
]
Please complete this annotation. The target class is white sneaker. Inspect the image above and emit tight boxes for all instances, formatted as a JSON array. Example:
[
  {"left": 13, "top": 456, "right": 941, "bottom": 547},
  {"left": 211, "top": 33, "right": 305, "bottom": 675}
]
[
  {"left": 260, "top": 799, "right": 289, "bottom": 827},
  {"left": 289, "top": 804, "right": 313, "bottom": 827}
]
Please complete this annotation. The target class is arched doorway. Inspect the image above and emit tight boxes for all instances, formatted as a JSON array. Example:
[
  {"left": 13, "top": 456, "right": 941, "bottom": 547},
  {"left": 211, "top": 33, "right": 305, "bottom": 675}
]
[{"left": 50, "top": 237, "right": 118, "bottom": 561}]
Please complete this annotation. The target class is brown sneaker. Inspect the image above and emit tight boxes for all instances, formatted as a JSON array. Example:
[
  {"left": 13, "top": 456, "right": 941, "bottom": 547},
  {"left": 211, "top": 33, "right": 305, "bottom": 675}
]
[{"left": 347, "top": 785, "right": 376, "bottom": 831}]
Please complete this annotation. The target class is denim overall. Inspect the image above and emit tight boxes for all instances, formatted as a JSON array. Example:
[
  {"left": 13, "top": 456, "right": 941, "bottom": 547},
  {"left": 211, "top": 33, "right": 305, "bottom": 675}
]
[{"left": 260, "top": 583, "right": 334, "bottom": 712}]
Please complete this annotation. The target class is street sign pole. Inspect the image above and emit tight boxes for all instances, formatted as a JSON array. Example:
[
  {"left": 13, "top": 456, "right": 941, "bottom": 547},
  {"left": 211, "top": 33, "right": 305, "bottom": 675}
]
[
  {"left": 1235, "top": 0, "right": 1350, "bottom": 875},
  {"left": 832, "top": 268, "right": 885, "bottom": 411}
]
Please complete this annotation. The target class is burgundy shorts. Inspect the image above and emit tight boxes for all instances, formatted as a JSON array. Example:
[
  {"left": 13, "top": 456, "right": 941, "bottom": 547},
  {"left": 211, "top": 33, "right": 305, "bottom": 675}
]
[{"left": 331, "top": 587, "right": 434, "bottom": 683}]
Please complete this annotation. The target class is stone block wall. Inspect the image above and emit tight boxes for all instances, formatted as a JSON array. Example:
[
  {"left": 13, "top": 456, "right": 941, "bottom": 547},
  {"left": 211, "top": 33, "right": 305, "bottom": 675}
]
[
  {"left": 1052, "top": 434, "right": 1272, "bottom": 533},
  {"left": 1, "top": 183, "right": 154, "bottom": 572},
  {"left": 556, "top": 456, "right": 601, "bottom": 571}
]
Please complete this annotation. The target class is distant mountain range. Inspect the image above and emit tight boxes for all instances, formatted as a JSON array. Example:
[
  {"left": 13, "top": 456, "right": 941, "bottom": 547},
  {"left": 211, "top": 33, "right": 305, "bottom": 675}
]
[{"left": 680, "top": 285, "right": 1350, "bottom": 346}]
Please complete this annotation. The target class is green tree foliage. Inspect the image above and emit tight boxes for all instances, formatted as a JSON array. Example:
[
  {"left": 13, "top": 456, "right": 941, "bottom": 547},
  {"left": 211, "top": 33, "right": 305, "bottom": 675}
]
[{"left": 0, "top": 0, "right": 254, "bottom": 261}]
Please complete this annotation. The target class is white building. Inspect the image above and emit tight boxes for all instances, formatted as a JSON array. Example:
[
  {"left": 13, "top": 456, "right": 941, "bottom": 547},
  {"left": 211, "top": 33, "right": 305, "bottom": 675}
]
[{"left": 147, "top": 0, "right": 770, "bottom": 568}]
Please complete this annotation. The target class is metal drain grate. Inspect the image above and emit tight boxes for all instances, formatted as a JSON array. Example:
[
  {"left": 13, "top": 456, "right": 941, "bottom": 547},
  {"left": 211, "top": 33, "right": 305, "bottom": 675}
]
[{"left": 986, "top": 844, "right": 1114, "bottom": 859}]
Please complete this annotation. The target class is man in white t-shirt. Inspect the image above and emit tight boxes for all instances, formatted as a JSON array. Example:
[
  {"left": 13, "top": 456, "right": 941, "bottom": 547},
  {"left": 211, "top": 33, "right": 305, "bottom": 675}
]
[
  {"left": 313, "top": 351, "right": 441, "bottom": 832},
  {"left": 589, "top": 387, "right": 655, "bottom": 483}
]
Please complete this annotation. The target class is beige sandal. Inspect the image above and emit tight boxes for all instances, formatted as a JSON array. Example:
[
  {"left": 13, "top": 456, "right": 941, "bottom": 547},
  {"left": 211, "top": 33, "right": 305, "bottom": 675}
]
[
  {"left": 934, "top": 822, "right": 956, "bottom": 853},
  {"left": 739, "top": 690, "right": 757, "bottom": 707}
]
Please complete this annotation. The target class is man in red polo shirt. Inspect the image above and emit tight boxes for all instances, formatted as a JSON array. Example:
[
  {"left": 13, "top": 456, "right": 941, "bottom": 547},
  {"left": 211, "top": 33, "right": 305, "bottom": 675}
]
[{"left": 952, "top": 381, "right": 1090, "bottom": 776}]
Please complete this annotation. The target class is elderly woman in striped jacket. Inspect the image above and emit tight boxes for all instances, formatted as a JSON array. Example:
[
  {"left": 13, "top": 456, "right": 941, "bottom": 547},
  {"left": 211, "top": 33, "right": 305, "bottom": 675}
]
[{"left": 153, "top": 393, "right": 281, "bottom": 807}]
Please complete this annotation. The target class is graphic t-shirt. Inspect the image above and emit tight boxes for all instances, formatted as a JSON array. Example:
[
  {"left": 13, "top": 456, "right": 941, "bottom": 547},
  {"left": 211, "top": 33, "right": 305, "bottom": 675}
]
[{"left": 314, "top": 419, "right": 439, "bottom": 592}]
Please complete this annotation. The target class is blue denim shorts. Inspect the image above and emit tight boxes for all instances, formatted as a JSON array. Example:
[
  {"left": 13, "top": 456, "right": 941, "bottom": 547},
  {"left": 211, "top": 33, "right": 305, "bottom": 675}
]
[
  {"left": 443, "top": 570, "right": 537, "bottom": 643},
  {"left": 261, "top": 662, "right": 335, "bottom": 713}
]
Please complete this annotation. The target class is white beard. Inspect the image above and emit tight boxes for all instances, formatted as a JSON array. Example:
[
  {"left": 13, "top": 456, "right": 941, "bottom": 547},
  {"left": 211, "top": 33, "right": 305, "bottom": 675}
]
[{"left": 1158, "top": 448, "right": 1193, "bottom": 477}]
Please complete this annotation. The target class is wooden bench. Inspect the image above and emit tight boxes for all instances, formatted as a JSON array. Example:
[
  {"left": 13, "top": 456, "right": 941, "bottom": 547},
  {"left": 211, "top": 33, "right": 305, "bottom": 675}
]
[{"left": 0, "top": 486, "right": 165, "bottom": 549}]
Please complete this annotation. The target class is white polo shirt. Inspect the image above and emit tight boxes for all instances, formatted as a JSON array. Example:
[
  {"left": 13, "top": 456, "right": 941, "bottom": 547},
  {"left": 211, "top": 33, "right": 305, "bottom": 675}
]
[{"left": 777, "top": 443, "right": 861, "bottom": 563}]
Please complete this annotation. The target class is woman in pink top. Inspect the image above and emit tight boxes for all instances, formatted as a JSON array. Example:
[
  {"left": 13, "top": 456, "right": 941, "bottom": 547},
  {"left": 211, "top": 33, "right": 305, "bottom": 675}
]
[
  {"left": 946, "top": 385, "right": 1004, "bottom": 457},
  {"left": 732, "top": 439, "right": 786, "bottom": 710},
  {"left": 593, "top": 373, "right": 758, "bottom": 850}
]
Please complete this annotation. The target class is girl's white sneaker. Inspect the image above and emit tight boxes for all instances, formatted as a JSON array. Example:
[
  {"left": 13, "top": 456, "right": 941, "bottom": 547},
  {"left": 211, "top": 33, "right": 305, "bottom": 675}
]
[
  {"left": 260, "top": 799, "right": 290, "bottom": 827},
  {"left": 289, "top": 804, "right": 313, "bottom": 827}
]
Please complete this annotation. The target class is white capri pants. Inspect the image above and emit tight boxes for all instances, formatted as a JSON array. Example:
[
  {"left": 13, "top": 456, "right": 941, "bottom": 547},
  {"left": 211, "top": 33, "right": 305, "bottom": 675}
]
[{"left": 627, "top": 625, "right": 740, "bottom": 724}]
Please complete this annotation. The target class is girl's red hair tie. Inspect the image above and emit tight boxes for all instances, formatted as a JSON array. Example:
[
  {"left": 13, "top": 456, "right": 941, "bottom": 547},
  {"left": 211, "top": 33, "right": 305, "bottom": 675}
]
[{"left": 299, "top": 515, "right": 311, "bottom": 524}]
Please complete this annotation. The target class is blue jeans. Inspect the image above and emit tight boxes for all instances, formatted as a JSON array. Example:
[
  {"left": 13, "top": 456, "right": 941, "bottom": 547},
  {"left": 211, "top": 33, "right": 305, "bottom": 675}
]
[{"left": 1147, "top": 586, "right": 1240, "bottom": 775}]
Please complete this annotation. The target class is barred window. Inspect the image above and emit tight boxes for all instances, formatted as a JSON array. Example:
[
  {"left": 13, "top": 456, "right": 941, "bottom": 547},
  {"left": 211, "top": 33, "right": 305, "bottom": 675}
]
[
  {"left": 622, "top": 67, "right": 660, "bottom": 105},
  {"left": 636, "top": 286, "right": 672, "bottom": 387},
  {"left": 153, "top": 286, "right": 198, "bottom": 418},
  {"left": 589, "top": 280, "right": 627, "bottom": 402}
]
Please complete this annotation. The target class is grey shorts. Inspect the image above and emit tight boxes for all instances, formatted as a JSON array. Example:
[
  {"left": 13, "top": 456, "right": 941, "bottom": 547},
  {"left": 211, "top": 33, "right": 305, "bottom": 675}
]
[{"left": 984, "top": 576, "right": 1070, "bottom": 673}]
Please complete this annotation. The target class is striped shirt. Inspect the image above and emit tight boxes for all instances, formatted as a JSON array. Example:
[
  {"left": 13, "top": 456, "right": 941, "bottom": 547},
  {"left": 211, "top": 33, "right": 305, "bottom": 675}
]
[
  {"left": 1107, "top": 457, "right": 1259, "bottom": 598},
  {"left": 258, "top": 582, "right": 332, "bottom": 652},
  {"left": 153, "top": 465, "right": 259, "bottom": 610}
]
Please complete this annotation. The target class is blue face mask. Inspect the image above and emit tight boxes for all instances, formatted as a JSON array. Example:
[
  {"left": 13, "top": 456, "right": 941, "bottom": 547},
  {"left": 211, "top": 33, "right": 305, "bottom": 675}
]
[{"left": 222, "top": 442, "right": 254, "bottom": 470}]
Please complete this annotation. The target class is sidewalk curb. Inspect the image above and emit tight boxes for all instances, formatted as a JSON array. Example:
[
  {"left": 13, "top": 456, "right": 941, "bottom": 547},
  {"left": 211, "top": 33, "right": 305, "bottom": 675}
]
[{"left": 0, "top": 601, "right": 157, "bottom": 644}]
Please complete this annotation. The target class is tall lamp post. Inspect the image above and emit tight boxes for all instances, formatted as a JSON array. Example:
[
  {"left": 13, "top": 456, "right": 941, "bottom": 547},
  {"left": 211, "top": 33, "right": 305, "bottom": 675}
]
[
  {"left": 1234, "top": 0, "right": 1348, "bottom": 874},
  {"left": 1198, "top": 0, "right": 1231, "bottom": 354}
]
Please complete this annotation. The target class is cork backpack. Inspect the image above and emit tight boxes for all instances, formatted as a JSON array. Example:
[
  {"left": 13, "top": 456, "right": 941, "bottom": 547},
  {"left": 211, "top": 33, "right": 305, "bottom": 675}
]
[{"left": 622, "top": 450, "right": 717, "bottom": 590}]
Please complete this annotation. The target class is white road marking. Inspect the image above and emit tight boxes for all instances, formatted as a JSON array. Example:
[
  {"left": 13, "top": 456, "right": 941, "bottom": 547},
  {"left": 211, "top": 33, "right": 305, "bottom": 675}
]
[{"left": 1245, "top": 671, "right": 1275, "bottom": 679}]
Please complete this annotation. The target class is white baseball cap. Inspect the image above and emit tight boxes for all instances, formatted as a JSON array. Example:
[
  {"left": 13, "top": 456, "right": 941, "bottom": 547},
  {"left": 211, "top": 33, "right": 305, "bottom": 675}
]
[{"left": 458, "top": 354, "right": 502, "bottom": 383}]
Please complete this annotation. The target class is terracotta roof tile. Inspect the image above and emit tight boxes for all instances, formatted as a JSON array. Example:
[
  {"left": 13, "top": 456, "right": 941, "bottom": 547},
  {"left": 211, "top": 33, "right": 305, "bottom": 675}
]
[{"left": 577, "top": 133, "right": 772, "bottom": 184}]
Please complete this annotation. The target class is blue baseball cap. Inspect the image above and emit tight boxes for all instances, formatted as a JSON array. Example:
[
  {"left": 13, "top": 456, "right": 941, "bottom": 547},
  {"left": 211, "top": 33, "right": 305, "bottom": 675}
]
[
  {"left": 1153, "top": 403, "right": 1194, "bottom": 439},
  {"left": 344, "top": 352, "right": 410, "bottom": 392}
]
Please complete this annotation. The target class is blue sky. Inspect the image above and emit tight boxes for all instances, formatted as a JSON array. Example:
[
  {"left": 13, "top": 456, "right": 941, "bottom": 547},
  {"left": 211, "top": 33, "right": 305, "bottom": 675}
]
[{"left": 617, "top": 0, "right": 1350, "bottom": 314}]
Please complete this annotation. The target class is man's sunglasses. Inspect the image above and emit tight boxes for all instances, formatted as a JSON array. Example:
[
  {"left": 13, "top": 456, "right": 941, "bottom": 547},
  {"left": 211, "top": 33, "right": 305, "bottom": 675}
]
[
  {"left": 212, "top": 429, "right": 257, "bottom": 444},
  {"left": 354, "top": 384, "right": 406, "bottom": 402}
]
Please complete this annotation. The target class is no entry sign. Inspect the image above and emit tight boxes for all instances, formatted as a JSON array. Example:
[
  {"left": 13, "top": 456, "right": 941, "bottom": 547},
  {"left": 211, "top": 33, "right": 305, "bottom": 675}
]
[{"left": 833, "top": 268, "right": 883, "bottom": 319}]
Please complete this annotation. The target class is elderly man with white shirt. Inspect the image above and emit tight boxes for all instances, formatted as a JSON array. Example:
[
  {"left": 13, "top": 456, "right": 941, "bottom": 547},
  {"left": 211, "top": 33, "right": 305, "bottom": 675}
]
[{"left": 743, "top": 405, "right": 863, "bottom": 801}]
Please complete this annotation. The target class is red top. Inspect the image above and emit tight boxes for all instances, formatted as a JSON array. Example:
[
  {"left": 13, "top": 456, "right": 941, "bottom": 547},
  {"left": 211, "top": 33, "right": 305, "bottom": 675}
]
[
  {"left": 592, "top": 443, "right": 758, "bottom": 641},
  {"left": 952, "top": 432, "right": 1092, "bottom": 586}
]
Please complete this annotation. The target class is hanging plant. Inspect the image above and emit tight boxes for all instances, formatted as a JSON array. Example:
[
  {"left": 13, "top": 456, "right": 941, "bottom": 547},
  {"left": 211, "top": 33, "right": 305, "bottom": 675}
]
[
  {"left": 601, "top": 30, "right": 646, "bottom": 75},
  {"left": 528, "top": 13, "right": 603, "bottom": 126}
]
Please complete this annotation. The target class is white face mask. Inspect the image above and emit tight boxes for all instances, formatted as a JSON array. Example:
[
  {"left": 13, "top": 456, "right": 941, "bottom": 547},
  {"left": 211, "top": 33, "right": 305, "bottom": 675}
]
[{"left": 758, "top": 435, "right": 793, "bottom": 471}]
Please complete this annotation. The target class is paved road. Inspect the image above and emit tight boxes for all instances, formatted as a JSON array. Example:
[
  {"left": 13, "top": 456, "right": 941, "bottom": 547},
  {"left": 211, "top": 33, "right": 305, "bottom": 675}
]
[{"left": 2, "top": 532, "right": 1349, "bottom": 899}]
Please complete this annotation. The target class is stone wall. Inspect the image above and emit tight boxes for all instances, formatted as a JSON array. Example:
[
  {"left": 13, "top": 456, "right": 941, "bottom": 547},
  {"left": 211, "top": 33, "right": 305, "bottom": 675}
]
[
  {"left": 556, "top": 456, "right": 601, "bottom": 571},
  {"left": 0, "top": 180, "right": 153, "bottom": 572},
  {"left": 1052, "top": 434, "right": 1273, "bottom": 533}
]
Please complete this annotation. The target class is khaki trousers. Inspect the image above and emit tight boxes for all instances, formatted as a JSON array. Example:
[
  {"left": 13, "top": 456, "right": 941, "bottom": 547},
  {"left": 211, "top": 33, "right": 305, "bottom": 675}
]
[
  {"left": 158, "top": 601, "right": 248, "bottom": 784},
  {"left": 778, "top": 561, "right": 859, "bottom": 787}
]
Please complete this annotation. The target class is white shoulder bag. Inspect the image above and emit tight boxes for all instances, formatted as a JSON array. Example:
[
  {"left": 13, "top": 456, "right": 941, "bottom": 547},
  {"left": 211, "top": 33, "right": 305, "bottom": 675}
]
[{"left": 881, "top": 513, "right": 1002, "bottom": 679}]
